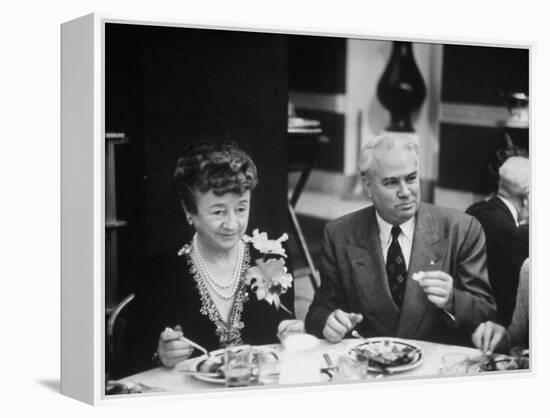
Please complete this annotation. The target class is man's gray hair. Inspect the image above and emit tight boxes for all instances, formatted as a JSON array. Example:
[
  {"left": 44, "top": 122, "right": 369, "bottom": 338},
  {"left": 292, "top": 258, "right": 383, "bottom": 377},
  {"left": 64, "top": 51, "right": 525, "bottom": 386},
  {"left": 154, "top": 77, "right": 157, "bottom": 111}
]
[
  {"left": 498, "top": 156, "right": 529, "bottom": 197},
  {"left": 359, "top": 133, "right": 419, "bottom": 176}
]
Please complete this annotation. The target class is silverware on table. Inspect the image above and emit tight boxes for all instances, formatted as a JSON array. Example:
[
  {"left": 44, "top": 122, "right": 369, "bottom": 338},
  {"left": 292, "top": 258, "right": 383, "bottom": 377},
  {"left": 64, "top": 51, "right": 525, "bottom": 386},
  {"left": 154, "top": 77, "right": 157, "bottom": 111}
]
[
  {"left": 321, "top": 353, "right": 336, "bottom": 379},
  {"left": 179, "top": 370, "right": 220, "bottom": 378},
  {"left": 370, "top": 361, "right": 392, "bottom": 375},
  {"left": 180, "top": 335, "right": 210, "bottom": 357}
]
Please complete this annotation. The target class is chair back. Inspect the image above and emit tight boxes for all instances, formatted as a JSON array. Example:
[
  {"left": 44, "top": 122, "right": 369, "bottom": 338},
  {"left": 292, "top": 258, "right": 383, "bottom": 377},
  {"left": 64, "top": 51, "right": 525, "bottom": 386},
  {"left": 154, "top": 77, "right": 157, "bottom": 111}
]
[{"left": 106, "top": 293, "right": 135, "bottom": 379}]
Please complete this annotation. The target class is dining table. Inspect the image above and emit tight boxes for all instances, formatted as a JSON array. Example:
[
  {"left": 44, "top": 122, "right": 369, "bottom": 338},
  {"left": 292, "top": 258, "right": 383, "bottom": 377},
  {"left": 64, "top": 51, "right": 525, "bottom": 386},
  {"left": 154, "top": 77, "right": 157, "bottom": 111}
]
[{"left": 116, "top": 336, "right": 516, "bottom": 395}]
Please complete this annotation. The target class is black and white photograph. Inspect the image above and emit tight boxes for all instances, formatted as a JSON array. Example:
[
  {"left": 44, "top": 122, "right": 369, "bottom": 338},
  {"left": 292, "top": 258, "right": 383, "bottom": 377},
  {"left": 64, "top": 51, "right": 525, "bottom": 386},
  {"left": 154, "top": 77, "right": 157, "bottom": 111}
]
[
  {"left": 100, "top": 20, "right": 531, "bottom": 396},
  {"left": 14, "top": 1, "right": 544, "bottom": 415}
]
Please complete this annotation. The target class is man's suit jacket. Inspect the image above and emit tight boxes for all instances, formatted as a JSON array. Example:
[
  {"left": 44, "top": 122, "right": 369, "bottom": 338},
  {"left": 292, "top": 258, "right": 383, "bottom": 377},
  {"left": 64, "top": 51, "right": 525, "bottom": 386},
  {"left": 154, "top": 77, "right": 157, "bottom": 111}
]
[
  {"left": 466, "top": 197, "right": 518, "bottom": 326},
  {"left": 305, "top": 203, "right": 496, "bottom": 347}
]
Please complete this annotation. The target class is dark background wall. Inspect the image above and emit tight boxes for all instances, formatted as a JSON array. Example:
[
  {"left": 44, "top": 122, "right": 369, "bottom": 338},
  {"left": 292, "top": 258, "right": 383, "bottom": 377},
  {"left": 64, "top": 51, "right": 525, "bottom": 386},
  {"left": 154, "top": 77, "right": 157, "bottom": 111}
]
[
  {"left": 441, "top": 45, "right": 529, "bottom": 105},
  {"left": 438, "top": 45, "right": 529, "bottom": 195},
  {"left": 288, "top": 36, "right": 347, "bottom": 94},
  {"left": 106, "top": 23, "right": 288, "bottom": 301},
  {"left": 288, "top": 35, "right": 347, "bottom": 173}
]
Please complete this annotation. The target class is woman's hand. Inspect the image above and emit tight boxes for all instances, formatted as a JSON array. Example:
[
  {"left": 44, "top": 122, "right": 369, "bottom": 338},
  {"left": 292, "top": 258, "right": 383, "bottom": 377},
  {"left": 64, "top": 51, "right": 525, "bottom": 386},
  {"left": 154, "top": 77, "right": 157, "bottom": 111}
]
[
  {"left": 157, "top": 326, "right": 194, "bottom": 368},
  {"left": 471, "top": 321, "right": 510, "bottom": 354},
  {"left": 277, "top": 319, "right": 304, "bottom": 341}
]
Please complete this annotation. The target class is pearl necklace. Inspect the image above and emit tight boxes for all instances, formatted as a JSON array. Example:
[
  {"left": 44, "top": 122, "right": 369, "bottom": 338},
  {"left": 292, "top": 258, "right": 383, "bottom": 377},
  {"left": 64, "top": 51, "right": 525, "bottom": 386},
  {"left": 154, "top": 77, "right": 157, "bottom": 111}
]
[{"left": 193, "top": 235, "right": 244, "bottom": 300}]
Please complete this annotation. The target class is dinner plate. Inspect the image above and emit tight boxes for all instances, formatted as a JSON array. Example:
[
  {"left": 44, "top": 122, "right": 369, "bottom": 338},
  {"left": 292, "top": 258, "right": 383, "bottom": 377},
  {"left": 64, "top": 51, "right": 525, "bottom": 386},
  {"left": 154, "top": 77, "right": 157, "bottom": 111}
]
[
  {"left": 474, "top": 354, "right": 528, "bottom": 372},
  {"left": 178, "top": 345, "right": 280, "bottom": 384},
  {"left": 347, "top": 337, "right": 424, "bottom": 373}
]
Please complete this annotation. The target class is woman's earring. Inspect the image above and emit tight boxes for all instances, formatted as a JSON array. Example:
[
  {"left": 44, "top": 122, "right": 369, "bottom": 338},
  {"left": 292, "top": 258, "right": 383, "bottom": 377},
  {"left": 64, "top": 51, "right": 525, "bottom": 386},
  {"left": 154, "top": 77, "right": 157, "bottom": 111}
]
[{"left": 187, "top": 217, "right": 193, "bottom": 226}]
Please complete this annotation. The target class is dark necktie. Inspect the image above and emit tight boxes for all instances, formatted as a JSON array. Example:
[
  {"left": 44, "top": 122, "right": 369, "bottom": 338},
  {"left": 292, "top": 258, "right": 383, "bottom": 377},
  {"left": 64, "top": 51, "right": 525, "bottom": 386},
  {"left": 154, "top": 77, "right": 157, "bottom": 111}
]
[{"left": 386, "top": 225, "right": 407, "bottom": 308}]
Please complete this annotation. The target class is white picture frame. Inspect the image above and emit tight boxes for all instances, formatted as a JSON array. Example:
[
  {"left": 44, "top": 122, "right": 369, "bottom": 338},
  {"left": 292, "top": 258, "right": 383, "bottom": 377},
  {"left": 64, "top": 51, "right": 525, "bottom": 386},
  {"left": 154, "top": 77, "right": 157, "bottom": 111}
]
[{"left": 60, "top": 12, "right": 534, "bottom": 406}]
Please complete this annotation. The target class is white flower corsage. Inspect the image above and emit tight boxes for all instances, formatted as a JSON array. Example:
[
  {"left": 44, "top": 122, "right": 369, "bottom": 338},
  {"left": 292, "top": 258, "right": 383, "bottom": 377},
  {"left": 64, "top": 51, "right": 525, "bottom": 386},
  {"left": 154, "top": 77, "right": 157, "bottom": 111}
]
[{"left": 243, "top": 229, "right": 293, "bottom": 314}]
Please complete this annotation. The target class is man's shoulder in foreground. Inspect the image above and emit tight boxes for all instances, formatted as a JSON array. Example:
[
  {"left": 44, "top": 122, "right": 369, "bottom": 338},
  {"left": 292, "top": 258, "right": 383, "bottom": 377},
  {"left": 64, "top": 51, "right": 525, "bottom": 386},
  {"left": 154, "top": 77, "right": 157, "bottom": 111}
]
[
  {"left": 420, "top": 202, "right": 477, "bottom": 225},
  {"left": 324, "top": 202, "right": 477, "bottom": 231},
  {"left": 324, "top": 205, "right": 374, "bottom": 230}
]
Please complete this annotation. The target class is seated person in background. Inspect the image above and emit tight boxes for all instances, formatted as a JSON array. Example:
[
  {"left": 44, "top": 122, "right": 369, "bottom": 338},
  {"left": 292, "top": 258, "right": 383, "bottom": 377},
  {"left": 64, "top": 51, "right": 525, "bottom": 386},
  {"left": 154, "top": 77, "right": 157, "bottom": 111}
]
[
  {"left": 486, "top": 135, "right": 528, "bottom": 200},
  {"left": 305, "top": 133, "right": 496, "bottom": 347},
  {"left": 507, "top": 223, "right": 529, "bottom": 291},
  {"left": 124, "top": 141, "right": 303, "bottom": 374},
  {"left": 466, "top": 156, "right": 529, "bottom": 326},
  {"left": 472, "top": 258, "right": 530, "bottom": 353}
]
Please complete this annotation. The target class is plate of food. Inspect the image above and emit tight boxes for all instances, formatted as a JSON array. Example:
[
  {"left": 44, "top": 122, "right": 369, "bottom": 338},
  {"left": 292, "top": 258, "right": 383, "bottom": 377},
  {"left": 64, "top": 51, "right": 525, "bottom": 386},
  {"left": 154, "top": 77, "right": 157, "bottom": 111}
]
[
  {"left": 348, "top": 338, "right": 423, "bottom": 373},
  {"left": 477, "top": 351, "right": 529, "bottom": 372},
  {"left": 178, "top": 345, "right": 279, "bottom": 384}
]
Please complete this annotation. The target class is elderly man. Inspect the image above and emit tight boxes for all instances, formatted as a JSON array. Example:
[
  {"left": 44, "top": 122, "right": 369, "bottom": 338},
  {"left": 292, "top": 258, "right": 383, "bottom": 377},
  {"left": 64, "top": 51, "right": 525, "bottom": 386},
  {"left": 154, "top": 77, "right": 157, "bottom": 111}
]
[
  {"left": 305, "top": 134, "right": 496, "bottom": 346},
  {"left": 466, "top": 156, "right": 529, "bottom": 326}
]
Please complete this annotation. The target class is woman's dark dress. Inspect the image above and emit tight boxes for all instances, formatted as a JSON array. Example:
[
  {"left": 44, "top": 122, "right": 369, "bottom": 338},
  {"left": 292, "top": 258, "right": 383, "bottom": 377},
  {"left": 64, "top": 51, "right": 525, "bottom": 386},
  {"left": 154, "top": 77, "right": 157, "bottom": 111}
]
[{"left": 123, "top": 243, "right": 294, "bottom": 375}]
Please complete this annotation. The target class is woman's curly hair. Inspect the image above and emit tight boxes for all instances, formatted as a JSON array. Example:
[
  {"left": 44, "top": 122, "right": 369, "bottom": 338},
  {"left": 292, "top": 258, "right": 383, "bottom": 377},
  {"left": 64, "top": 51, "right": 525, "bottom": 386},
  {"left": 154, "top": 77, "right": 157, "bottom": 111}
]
[{"left": 173, "top": 141, "right": 258, "bottom": 214}]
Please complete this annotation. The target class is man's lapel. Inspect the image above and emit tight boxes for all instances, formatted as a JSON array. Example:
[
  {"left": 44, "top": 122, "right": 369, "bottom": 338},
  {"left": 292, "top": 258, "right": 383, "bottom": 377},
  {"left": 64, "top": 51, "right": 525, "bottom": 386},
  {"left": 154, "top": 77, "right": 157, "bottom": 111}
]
[
  {"left": 397, "top": 204, "right": 448, "bottom": 337},
  {"left": 346, "top": 207, "right": 400, "bottom": 328}
]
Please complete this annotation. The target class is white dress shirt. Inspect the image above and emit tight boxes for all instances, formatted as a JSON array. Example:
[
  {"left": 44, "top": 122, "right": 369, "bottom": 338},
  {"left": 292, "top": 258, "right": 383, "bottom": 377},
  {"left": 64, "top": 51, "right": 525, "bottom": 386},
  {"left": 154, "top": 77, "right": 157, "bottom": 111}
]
[
  {"left": 497, "top": 194, "right": 519, "bottom": 227},
  {"left": 376, "top": 212, "right": 416, "bottom": 269},
  {"left": 375, "top": 211, "right": 456, "bottom": 320}
]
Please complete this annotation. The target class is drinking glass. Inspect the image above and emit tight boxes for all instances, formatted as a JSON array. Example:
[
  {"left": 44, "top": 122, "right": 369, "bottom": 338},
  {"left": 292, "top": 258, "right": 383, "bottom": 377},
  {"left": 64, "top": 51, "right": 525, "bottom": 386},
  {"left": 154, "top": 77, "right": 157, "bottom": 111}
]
[
  {"left": 224, "top": 345, "right": 252, "bottom": 387},
  {"left": 256, "top": 351, "right": 280, "bottom": 385},
  {"left": 335, "top": 355, "right": 369, "bottom": 381},
  {"left": 441, "top": 353, "right": 469, "bottom": 374}
]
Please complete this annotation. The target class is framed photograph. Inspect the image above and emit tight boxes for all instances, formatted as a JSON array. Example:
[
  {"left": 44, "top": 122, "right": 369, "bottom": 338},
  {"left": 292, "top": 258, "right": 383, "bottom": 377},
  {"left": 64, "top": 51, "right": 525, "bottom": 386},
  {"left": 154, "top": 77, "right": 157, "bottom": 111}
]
[{"left": 61, "top": 13, "right": 531, "bottom": 405}]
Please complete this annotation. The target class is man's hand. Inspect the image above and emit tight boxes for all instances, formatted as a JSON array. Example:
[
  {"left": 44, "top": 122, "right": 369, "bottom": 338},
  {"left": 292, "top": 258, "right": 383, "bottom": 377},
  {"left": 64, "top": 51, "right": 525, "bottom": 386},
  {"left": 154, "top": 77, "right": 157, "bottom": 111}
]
[
  {"left": 472, "top": 321, "right": 510, "bottom": 354},
  {"left": 413, "top": 270, "right": 454, "bottom": 311},
  {"left": 322, "top": 309, "right": 363, "bottom": 343}
]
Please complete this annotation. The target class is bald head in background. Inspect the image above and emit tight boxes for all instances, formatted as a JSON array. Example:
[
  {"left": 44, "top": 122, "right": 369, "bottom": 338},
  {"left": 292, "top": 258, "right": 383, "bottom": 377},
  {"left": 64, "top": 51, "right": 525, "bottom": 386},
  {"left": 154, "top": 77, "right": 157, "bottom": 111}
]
[
  {"left": 498, "top": 156, "right": 529, "bottom": 224},
  {"left": 499, "top": 156, "right": 529, "bottom": 193}
]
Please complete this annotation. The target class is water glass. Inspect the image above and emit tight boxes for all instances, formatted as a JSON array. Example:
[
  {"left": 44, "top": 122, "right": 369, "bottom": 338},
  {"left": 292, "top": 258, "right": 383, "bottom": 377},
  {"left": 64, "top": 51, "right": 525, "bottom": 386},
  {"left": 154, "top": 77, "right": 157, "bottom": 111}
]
[
  {"left": 224, "top": 345, "right": 252, "bottom": 387},
  {"left": 256, "top": 351, "right": 281, "bottom": 385},
  {"left": 335, "top": 355, "right": 369, "bottom": 381},
  {"left": 441, "top": 353, "right": 469, "bottom": 374}
]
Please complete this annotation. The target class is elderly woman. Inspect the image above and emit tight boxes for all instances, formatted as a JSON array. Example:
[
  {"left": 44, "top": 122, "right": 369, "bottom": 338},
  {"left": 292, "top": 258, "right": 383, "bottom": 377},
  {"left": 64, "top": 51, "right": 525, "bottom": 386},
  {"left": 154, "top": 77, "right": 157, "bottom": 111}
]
[{"left": 125, "top": 141, "right": 303, "bottom": 373}]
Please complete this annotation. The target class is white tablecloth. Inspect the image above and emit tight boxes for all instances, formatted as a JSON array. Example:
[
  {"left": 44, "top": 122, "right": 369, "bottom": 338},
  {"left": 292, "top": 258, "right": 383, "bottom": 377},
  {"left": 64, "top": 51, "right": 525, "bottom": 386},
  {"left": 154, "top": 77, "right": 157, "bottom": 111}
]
[{"left": 118, "top": 338, "right": 486, "bottom": 394}]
